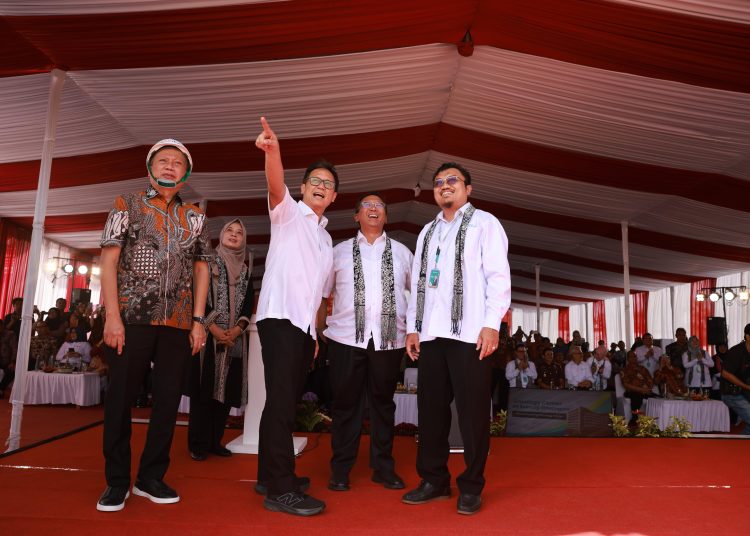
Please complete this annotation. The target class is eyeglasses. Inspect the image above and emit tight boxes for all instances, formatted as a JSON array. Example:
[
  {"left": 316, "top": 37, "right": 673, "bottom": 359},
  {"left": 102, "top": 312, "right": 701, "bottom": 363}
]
[
  {"left": 433, "top": 174, "right": 464, "bottom": 188},
  {"left": 306, "top": 176, "right": 335, "bottom": 190},
  {"left": 360, "top": 201, "right": 385, "bottom": 210}
]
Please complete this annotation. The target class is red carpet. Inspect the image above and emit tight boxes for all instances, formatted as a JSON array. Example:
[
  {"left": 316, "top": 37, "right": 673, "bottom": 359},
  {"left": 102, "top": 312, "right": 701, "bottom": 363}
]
[{"left": 1, "top": 422, "right": 748, "bottom": 535}]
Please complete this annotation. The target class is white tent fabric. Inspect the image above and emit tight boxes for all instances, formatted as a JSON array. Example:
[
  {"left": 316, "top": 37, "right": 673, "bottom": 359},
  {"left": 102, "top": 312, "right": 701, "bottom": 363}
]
[{"left": 648, "top": 287, "right": 674, "bottom": 340}]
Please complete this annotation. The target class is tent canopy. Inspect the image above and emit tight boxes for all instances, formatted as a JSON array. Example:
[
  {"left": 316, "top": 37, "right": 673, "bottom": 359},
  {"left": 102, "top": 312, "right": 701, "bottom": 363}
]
[{"left": 2, "top": 0, "right": 749, "bottom": 309}]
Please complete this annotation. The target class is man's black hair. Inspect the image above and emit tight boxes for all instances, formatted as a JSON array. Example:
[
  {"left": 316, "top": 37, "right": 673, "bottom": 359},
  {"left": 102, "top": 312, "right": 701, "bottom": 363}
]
[
  {"left": 432, "top": 162, "right": 472, "bottom": 185},
  {"left": 303, "top": 159, "right": 339, "bottom": 192}
]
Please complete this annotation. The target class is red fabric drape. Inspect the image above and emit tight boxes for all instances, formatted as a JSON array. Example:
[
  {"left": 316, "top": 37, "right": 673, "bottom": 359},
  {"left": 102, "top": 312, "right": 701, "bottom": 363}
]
[
  {"left": 691, "top": 278, "right": 716, "bottom": 350},
  {"left": 558, "top": 307, "right": 570, "bottom": 342},
  {"left": 593, "top": 300, "right": 607, "bottom": 345},
  {"left": 632, "top": 291, "right": 649, "bottom": 337},
  {"left": 0, "top": 219, "right": 31, "bottom": 317}
]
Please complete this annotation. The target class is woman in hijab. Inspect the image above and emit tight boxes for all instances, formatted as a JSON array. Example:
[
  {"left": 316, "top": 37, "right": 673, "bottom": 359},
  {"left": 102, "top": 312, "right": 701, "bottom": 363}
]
[
  {"left": 188, "top": 219, "right": 253, "bottom": 460},
  {"left": 682, "top": 335, "right": 714, "bottom": 393}
]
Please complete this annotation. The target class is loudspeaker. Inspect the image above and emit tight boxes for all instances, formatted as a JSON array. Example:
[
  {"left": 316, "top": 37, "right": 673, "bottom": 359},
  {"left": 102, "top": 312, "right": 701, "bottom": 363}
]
[
  {"left": 707, "top": 316, "right": 727, "bottom": 346},
  {"left": 71, "top": 288, "right": 91, "bottom": 305}
]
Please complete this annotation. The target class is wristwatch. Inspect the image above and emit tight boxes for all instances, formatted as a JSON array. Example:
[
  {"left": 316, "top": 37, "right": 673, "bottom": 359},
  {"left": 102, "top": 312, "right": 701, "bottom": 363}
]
[{"left": 192, "top": 315, "right": 207, "bottom": 327}]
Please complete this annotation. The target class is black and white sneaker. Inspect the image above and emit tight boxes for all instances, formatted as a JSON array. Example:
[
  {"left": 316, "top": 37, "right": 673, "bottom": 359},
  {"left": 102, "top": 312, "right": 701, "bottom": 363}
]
[
  {"left": 264, "top": 491, "right": 325, "bottom": 516},
  {"left": 96, "top": 486, "right": 130, "bottom": 512},
  {"left": 132, "top": 479, "right": 180, "bottom": 504}
]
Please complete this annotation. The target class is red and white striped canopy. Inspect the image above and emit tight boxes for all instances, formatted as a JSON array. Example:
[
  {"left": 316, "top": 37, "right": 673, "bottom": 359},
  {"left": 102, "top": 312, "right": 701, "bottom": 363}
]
[{"left": 2, "top": 0, "right": 749, "bottom": 308}]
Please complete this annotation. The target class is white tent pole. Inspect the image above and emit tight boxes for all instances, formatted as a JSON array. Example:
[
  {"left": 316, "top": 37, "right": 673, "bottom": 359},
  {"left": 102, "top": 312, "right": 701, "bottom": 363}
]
[
  {"left": 534, "top": 263, "right": 541, "bottom": 334},
  {"left": 6, "top": 69, "right": 66, "bottom": 453},
  {"left": 621, "top": 220, "right": 632, "bottom": 349}
]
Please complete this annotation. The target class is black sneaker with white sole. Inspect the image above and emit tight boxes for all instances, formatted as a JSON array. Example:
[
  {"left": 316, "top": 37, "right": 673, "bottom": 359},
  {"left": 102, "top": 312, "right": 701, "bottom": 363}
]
[
  {"left": 132, "top": 479, "right": 180, "bottom": 504},
  {"left": 264, "top": 491, "right": 325, "bottom": 516},
  {"left": 96, "top": 486, "right": 130, "bottom": 512}
]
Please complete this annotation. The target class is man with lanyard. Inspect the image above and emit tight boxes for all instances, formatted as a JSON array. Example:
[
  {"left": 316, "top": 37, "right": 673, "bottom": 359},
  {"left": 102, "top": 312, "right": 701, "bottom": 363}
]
[
  {"left": 635, "top": 333, "right": 662, "bottom": 378},
  {"left": 720, "top": 323, "right": 750, "bottom": 435},
  {"left": 403, "top": 162, "right": 511, "bottom": 515},
  {"left": 321, "top": 193, "right": 413, "bottom": 492},
  {"left": 253, "top": 117, "right": 336, "bottom": 516},
  {"left": 97, "top": 139, "right": 210, "bottom": 512}
]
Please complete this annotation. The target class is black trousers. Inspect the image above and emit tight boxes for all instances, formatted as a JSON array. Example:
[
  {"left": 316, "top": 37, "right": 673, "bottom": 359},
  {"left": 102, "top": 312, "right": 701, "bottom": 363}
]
[
  {"left": 256, "top": 318, "right": 315, "bottom": 496},
  {"left": 328, "top": 338, "right": 403, "bottom": 480},
  {"left": 625, "top": 391, "right": 652, "bottom": 412},
  {"left": 417, "top": 338, "right": 492, "bottom": 496},
  {"left": 103, "top": 325, "right": 190, "bottom": 487}
]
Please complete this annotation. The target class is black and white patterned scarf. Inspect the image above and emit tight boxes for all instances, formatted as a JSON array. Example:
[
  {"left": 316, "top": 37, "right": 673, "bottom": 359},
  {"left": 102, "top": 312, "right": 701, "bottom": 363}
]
[
  {"left": 415, "top": 205, "right": 476, "bottom": 335},
  {"left": 353, "top": 235, "right": 397, "bottom": 350}
]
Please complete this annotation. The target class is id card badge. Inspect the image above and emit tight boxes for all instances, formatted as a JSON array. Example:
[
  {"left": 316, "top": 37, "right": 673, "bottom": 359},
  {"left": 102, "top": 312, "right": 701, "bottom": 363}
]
[{"left": 428, "top": 268, "right": 440, "bottom": 288}]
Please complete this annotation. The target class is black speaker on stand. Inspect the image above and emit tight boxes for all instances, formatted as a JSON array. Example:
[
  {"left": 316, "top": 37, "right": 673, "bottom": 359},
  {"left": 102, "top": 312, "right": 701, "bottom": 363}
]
[
  {"left": 706, "top": 316, "right": 727, "bottom": 346},
  {"left": 71, "top": 288, "right": 92, "bottom": 305}
]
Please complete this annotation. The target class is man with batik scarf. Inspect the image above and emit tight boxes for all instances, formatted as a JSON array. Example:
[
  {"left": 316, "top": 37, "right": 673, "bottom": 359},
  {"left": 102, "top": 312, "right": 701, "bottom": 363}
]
[
  {"left": 403, "top": 162, "right": 511, "bottom": 515},
  {"left": 653, "top": 355, "right": 687, "bottom": 397},
  {"left": 321, "top": 193, "right": 413, "bottom": 492},
  {"left": 620, "top": 350, "right": 655, "bottom": 424},
  {"left": 97, "top": 139, "right": 210, "bottom": 512}
]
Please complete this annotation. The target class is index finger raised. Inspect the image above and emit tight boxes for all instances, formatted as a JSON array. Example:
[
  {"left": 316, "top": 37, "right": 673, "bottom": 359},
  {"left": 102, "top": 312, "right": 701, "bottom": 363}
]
[{"left": 260, "top": 116, "right": 274, "bottom": 137}]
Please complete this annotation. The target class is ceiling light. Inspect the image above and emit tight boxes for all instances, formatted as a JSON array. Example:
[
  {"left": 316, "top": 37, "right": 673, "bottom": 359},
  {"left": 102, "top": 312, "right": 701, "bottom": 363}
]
[
  {"left": 708, "top": 291, "right": 720, "bottom": 303},
  {"left": 725, "top": 290, "right": 736, "bottom": 302},
  {"left": 739, "top": 288, "right": 749, "bottom": 302},
  {"left": 695, "top": 292, "right": 705, "bottom": 302},
  {"left": 91, "top": 266, "right": 101, "bottom": 276},
  {"left": 63, "top": 263, "right": 74, "bottom": 274},
  {"left": 77, "top": 264, "right": 88, "bottom": 275},
  {"left": 45, "top": 260, "right": 57, "bottom": 273}
]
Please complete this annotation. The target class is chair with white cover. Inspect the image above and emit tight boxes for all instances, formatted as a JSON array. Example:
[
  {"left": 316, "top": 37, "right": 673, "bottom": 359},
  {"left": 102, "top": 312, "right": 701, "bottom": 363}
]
[{"left": 614, "top": 373, "right": 632, "bottom": 418}]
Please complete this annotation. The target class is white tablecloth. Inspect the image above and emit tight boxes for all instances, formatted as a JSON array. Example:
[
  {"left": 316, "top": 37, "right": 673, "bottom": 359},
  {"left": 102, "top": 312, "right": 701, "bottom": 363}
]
[
  {"left": 178, "top": 395, "right": 244, "bottom": 417},
  {"left": 394, "top": 392, "right": 418, "bottom": 426},
  {"left": 24, "top": 371, "right": 102, "bottom": 406},
  {"left": 643, "top": 398, "right": 730, "bottom": 432}
]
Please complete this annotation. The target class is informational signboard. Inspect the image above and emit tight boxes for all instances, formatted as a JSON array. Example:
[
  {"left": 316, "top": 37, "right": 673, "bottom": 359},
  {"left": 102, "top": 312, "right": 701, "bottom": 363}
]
[{"left": 506, "top": 389, "right": 614, "bottom": 437}]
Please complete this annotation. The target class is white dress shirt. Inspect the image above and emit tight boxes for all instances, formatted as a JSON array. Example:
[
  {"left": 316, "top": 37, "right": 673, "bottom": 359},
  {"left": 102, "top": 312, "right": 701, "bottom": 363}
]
[
  {"left": 586, "top": 356, "right": 612, "bottom": 390},
  {"left": 635, "top": 345, "right": 663, "bottom": 377},
  {"left": 406, "top": 203, "right": 511, "bottom": 344},
  {"left": 565, "top": 360, "right": 593, "bottom": 388},
  {"left": 682, "top": 350, "right": 714, "bottom": 388},
  {"left": 323, "top": 231, "right": 413, "bottom": 350},
  {"left": 55, "top": 341, "right": 92, "bottom": 364},
  {"left": 506, "top": 360, "right": 538, "bottom": 388},
  {"left": 256, "top": 186, "right": 333, "bottom": 339}
]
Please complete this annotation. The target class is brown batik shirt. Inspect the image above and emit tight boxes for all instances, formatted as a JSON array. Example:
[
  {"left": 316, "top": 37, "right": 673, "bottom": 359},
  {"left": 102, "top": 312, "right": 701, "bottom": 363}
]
[
  {"left": 620, "top": 364, "right": 653, "bottom": 391},
  {"left": 100, "top": 186, "right": 212, "bottom": 331}
]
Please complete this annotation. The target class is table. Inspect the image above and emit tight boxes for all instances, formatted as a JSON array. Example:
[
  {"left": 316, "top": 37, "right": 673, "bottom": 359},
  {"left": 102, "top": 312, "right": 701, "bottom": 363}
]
[
  {"left": 24, "top": 371, "right": 102, "bottom": 406},
  {"left": 394, "top": 392, "right": 418, "bottom": 426},
  {"left": 642, "top": 398, "right": 730, "bottom": 432}
]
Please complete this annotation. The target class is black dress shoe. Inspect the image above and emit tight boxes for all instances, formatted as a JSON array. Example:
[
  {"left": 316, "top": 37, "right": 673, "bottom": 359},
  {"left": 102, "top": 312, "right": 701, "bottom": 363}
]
[
  {"left": 457, "top": 493, "right": 482, "bottom": 515},
  {"left": 132, "top": 479, "right": 180, "bottom": 504},
  {"left": 401, "top": 480, "right": 451, "bottom": 504},
  {"left": 254, "top": 476, "right": 310, "bottom": 496},
  {"left": 96, "top": 486, "right": 130, "bottom": 512},
  {"left": 210, "top": 445, "right": 232, "bottom": 457},
  {"left": 327, "top": 478, "right": 350, "bottom": 491},
  {"left": 371, "top": 471, "right": 405, "bottom": 490},
  {"left": 190, "top": 451, "right": 207, "bottom": 461},
  {"left": 264, "top": 492, "right": 325, "bottom": 516}
]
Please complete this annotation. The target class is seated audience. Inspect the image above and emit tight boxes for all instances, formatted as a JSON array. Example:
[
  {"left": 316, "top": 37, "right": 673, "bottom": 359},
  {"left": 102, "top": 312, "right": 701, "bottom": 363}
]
[
  {"left": 506, "top": 344, "right": 538, "bottom": 389},
  {"left": 45, "top": 307, "right": 67, "bottom": 344},
  {"left": 565, "top": 346, "right": 593, "bottom": 390},
  {"left": 665, "top": 327, "right": 688, "bottom": 372},
  {"left": 620, "top": 350, "right": 655, "bottom": 424},
  {"left": 710, "top": 343, "right": 728, "bottom": 401},
  {"left": 587, "top": 344, "right": 612, "bottom": 390},
  {"left": 553, "top": 337, "right": 567, "bottom": 356},
  {"left": 611, "top": 340, "right": 627, "bottom": 375},
  {"left": 29, "top": 320, "right": 58, "bottom": 370},
  {"left": 567, "top": 330, "right": 589, "bottom": 353},
  {"left": 537, "top": 347, "right": 564, "bottom": 389},
  {"left": 653, "top": 355, "right": 687, "bottom": 397},
  {"left": 55, "top": 327, "right": 92, "bottom": 367},
  {"left": 635, "top": 333, "right": 662, "bottom": 377},
  {"left": 682, "top": 335, "right": 713, "bottom": 391}
]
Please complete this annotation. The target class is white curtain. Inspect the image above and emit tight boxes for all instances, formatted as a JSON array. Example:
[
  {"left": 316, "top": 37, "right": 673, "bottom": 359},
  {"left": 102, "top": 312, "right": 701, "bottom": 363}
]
[
  {"left": 33, "top": 239, "right": 74, "bottom": 312},
  {"left": 604, "top": 296, "right": 625, "bottom": 345},
  {"left": 568, "top": 304, "right": 590, "bottom": 342},
  {"left": 672, "top": 284, "right": 692, "bottom": 336},
  {"left": 647, "top": 287, "right": 673, "bottom": 339},
  {"left": 715, "top": 271, "right": 750, "bottom": 346}
]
